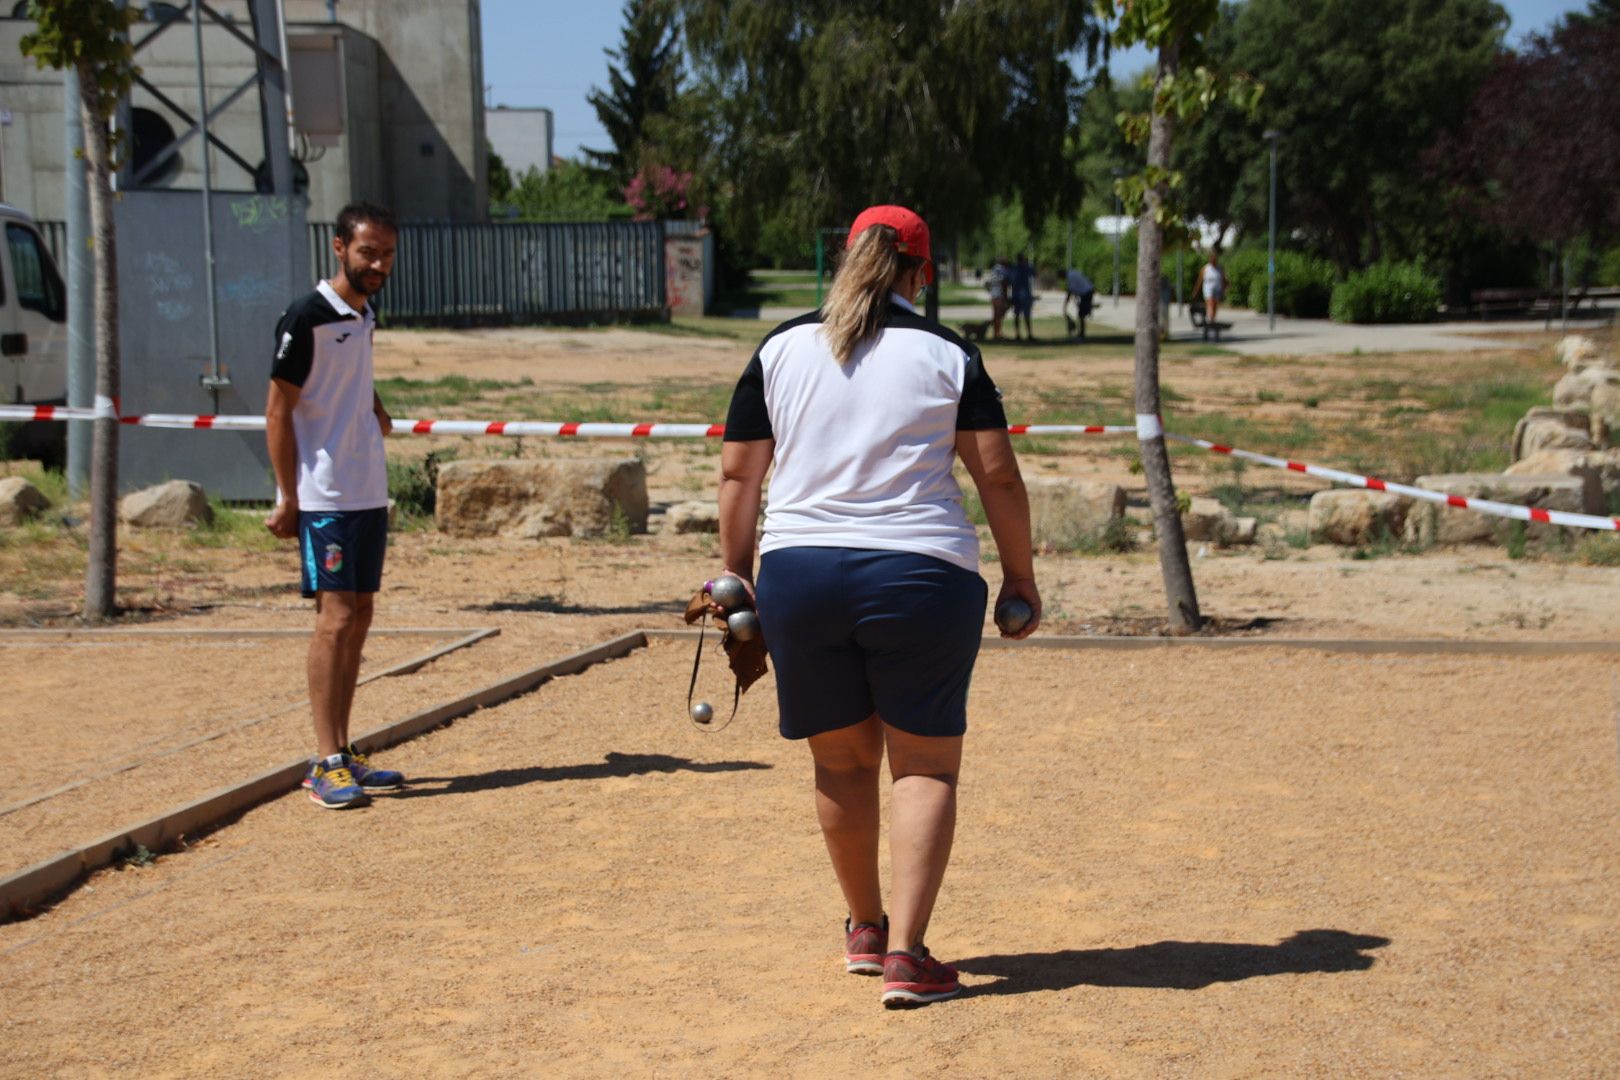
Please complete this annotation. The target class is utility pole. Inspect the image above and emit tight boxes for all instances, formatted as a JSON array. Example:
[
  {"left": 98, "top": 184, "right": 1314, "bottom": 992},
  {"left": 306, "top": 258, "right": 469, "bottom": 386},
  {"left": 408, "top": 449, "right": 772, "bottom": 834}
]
[
  {"left": 1110, "top": 166, "right": 1124, "bottom": 306},
  {"left": 64, "top": 69, "right": 94, "bottom": 498},
  {"left": 1265, "top": 129, "right": 1280, "bottom": 332}
]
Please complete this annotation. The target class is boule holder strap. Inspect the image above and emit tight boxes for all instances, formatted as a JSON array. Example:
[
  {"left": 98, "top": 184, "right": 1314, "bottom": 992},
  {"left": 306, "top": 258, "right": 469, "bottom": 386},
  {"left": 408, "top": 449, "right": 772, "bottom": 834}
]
[{"left": 683, "top": 590, "right": 768, "bottom": 731}]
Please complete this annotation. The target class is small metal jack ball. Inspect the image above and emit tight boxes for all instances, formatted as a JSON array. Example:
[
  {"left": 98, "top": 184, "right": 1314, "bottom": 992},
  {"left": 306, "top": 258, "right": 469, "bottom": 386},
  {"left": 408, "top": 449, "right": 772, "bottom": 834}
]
[
  {"left": 727, "top": 609, "right": 761, "bottom": 642},
  {"left": 707, "top": 574, "right": 752, "bottom": 612},
  {"left": 691, "top": 700, "right": 715, "bottom": 725},
  {"left": 994, "top": 597, "right": 1033, "bottom": 635}
]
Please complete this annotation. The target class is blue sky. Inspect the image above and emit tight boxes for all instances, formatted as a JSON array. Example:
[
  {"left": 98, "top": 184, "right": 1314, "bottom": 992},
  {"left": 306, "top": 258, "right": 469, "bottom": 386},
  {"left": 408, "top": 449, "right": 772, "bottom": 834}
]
[{"left": 483, "top": 0, "right": 1594, "bottom": 162}]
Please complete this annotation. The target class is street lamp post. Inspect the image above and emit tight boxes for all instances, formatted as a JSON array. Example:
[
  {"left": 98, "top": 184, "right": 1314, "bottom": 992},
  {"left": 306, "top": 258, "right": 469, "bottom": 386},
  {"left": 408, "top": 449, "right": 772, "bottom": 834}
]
[
  {"left": 1110, "top": 167, "right": 1124, "bottom": 306},
  {"left": 1264, "top": 129, "right": 1280, "bottom": 332}
]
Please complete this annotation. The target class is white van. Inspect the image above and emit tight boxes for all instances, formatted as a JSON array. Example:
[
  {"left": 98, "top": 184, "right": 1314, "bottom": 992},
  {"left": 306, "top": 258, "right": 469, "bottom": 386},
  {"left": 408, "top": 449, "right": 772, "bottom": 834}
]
[{"left": 0, "top": 203, "right": 68, "bottom": 461}]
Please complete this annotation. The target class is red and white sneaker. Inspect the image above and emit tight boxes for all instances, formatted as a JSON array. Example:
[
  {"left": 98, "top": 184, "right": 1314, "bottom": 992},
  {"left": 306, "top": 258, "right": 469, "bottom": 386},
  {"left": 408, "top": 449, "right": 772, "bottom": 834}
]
[
  {"left": 844, "top": 917, "right": 888, "bottom": 975},
  {"left": 881, "top": 947, "right": 962, "bottom": 1007}
]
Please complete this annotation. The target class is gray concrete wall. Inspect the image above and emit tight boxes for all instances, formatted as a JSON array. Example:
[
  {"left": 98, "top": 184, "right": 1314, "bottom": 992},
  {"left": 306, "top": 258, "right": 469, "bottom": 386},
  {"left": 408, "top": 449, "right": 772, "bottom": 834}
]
[{"left": 486, "top": 107, "right": 554, "bottom": 179}]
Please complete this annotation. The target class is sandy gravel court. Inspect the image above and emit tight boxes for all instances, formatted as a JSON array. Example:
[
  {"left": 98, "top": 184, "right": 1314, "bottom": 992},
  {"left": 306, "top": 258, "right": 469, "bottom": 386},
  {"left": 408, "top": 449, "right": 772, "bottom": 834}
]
[{"left": 2, "top": 640, "right": 1617, "bottom": 1077}]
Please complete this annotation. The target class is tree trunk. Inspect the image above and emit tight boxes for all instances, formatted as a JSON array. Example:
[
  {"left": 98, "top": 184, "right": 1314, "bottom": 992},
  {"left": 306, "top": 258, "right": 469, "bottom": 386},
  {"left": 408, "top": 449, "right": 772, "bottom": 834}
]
[
  {"left": 80, "top": 69, "right": 119, "bottom": 621},
  {"left": 1133, "top": 37, "right": 1202, "bottom": 634}
]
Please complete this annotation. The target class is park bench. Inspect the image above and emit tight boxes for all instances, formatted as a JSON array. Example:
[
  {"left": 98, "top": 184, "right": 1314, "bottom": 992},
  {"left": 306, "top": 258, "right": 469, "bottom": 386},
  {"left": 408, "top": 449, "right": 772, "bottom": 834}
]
[
  {"left": 1189, "top": 298, "right": 1232, "bottom": 341},
  {"left": 1469, "top": 285, "right": 1620, "bottom": 321}
]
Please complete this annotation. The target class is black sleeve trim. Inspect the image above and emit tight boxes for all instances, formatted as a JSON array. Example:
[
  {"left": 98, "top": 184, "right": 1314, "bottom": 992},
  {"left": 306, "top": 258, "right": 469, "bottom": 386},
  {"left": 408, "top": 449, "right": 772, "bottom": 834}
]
[
  {"left": 270, "top": 307, "right": 314, "bottom": 387},
  {"left": 723, "top": 354, "right": 773, "bottom": 441},
  {"left": 956, "top": 347, "right": 1007, "bottom": 431}
]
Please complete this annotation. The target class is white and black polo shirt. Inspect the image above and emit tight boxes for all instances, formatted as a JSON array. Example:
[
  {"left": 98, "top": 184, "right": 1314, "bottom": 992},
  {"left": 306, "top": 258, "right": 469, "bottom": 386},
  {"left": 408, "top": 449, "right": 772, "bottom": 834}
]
[
  {"left": 270, "top": 280, "right": 389, "bottom": 512},
  {"left": 724, "top": 293, "right": 1008, "bottom": 573}
]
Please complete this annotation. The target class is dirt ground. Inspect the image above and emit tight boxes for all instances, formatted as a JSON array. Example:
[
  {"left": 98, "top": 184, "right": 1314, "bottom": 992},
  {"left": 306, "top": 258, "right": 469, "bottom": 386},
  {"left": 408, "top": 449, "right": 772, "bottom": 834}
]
[
  {"left": 2, "top": 642, "right": 1617, "bottom": 1077},
  {"left": 3, "top": 321, "right": 1620, "bottom": 1074}
]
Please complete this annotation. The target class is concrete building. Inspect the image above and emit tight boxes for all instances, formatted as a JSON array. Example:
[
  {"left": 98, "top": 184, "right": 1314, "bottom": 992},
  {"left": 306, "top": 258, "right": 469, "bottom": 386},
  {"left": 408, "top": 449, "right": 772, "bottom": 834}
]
[
  {"left": 0, "top": 0, "right": 487, "bottom": 223},
  {"left": 485, "top": 106, "right": 553, "bottom": 180}
]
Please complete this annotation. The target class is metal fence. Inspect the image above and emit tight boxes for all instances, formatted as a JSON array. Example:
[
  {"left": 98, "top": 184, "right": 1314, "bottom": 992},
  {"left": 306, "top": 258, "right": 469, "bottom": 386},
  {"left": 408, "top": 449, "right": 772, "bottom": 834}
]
[{"left": 309, "top": 220, "right": 668, "bottom": 327}]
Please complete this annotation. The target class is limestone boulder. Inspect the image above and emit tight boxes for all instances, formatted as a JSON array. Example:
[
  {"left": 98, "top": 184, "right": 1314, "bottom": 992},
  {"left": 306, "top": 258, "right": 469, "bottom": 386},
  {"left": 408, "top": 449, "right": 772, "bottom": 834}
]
[
  {"left": 1178, "top": 496, "right": 1256, "bottom": 546},
  {"left": 1025, "top": 477, "right": 1125, "bottom": 549},
  {"left": 1308, "top": 490, "right": 1409, "bottom": 546},
  {"left": 119, "top": 480, "right": 212, "bottom": 528},
  {"left": 1403, "top": 473, "right": 1594, "bottom": 545},
  {"left": 0, "top": 476, "right": 49, "bottom": 526},
  {"left": 1557, "top": 334, "right": 1604, "bottom": 373},
  {"left": 1511, "top": 406, "right": 1592, "bottom": 461},
  {"left": 1591, "top": 379, "right": 1620, "bottom": 449},
  {"left": 1552, "top": 363, "right": 1620, "bottom": 411},
  {"left": 663, "top": 500, "right": 720, "bottom": 534},
  {"left": 436, "top": 458, "right": 648, "bottom": 539}
]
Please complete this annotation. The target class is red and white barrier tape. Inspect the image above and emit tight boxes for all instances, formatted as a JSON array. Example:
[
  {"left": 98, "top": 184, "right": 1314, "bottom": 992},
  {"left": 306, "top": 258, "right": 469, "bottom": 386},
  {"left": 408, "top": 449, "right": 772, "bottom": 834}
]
[{"left": 3, "top": 405, "right": 1613, "bottom": 531}]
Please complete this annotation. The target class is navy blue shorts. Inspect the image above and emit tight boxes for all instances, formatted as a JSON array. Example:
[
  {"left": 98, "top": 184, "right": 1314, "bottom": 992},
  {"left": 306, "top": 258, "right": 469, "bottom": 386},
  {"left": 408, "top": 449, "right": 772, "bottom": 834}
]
[
  {"left": 755, "top": 547, "right": 988, "bottom": 740},
  {"left": 298, "top": 508, "right": 389, "bottom": 598}
]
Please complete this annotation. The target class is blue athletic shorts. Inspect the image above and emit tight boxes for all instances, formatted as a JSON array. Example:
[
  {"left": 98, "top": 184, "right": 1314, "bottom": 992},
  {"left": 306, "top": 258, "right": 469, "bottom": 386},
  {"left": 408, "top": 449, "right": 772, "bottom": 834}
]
[
  {"left": 298, "top": 507, "right": 389, "bottom": 598},
  {"left": 755, "top": 547, "right": 988, "bottom": 740}
]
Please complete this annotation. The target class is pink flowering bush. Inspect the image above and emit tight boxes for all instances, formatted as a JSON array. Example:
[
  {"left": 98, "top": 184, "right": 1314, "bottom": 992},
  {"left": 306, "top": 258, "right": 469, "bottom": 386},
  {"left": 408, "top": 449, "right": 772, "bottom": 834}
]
[{"left": 624, "top": 164, "right": 705, "bottom": 221}]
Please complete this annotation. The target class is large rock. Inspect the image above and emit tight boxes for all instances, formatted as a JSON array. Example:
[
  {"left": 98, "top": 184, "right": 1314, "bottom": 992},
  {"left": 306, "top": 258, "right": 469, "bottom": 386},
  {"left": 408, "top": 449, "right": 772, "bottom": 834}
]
[
  {"left": 119, "top": 480, "right": 212, "bottom": 528},
  {"left": 1025, "top": 477, "right": 1125, "bottom": 549},
  {"left": 1511, "top": 406, "right": 1593, "bottom": 461},
  {"left": 662, "top": 500, "right": 720, "bottom": 534},
  {"left": 1308, "top": 490, "right": 1409, "bottom": 545},
  {"left": 0, "top": 476, "right": 49, "bottom": 526},
  {"left": 436, "top": 458, "right": 648, "bottom": 539},
  {"left": 1403, "top": 472, "right": 1594, "bottom": 545},
  {"left": 1557, "top": 334, "right": 1604, "bottom": 373},
  {"left": 1179, "top": 496, "right": 1256, "bottom": 546},
  {"left": 1552, "top": 363, "right": 1620, "bottom": 411},
  {"left": 1591, "top": 380, "right": 1620, "bottom": 449}
]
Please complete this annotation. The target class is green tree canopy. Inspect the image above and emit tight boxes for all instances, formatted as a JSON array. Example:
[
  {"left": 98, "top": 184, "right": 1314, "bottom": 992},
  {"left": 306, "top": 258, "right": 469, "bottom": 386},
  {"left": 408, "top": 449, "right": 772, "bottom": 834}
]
[
  {"left": 673, "top": 0, "right": 1103, "bottom": 255},
  {"left": 1174, "top": 0, "right": 1506, "bottom": 269}
]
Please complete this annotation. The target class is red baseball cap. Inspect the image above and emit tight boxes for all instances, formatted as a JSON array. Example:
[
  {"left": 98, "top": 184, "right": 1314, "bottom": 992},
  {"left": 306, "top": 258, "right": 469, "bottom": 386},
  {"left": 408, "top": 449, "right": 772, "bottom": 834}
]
[{"left": 847, "top": 205, "right": 934, "bottom": 284}]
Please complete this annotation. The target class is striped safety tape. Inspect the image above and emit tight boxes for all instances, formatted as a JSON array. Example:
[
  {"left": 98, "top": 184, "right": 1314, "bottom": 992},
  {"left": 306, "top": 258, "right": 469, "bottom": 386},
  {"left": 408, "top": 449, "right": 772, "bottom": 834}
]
[{"left": 2, "top": 405, "right": 1613, "bottom": 531}]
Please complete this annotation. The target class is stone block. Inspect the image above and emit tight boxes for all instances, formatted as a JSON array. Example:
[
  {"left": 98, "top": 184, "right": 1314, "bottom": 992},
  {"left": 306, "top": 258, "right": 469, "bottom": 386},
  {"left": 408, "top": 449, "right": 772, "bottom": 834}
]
[
  {"left": 1511, "top": 406, "right": 1593, "bottom": 461},
  {"left": 1025, "top": 477, "right": 1125, "bottom": 549},
  {"left": 0, "top": 476, "right": 49, "bottom": 526},
  {"left": 1308, "top": 490, "right": 1409, "bottom": 546},
  {"left": 436, "top": 458, "right": 648, "bottom": 539},
  {"left": 119, "top": 480, "right": 212, "bottom": 528},
  {"left": 663, "top": 500, "right": 720, "bottom": 534},
  {"left": 1404, "top": 473, "right": 1593, "bottom": 545}
]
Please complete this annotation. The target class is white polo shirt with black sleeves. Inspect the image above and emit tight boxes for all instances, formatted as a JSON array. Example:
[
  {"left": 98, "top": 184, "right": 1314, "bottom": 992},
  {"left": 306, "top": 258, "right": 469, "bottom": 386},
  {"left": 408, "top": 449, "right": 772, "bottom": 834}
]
[
  {"left": 724, "top": 293, "right": 1008, "bottom": 574},
  {"left": 270, "top": 280, "right": 389, "bottom": 512}
]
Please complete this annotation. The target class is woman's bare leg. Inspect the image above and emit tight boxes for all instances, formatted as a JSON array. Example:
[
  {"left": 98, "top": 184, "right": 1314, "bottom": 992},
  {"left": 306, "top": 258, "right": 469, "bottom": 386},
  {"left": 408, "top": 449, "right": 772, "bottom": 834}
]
[
  {"left": 807, "top": 714, "right": 886, "bottom": 925},
  {"left": 883, "top": 725, "right": 963, "bottom": 953}
]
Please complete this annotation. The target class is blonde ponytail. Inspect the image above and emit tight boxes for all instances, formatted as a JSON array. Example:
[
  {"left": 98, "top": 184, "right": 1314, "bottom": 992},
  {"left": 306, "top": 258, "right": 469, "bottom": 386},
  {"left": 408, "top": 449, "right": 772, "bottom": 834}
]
[{"left": 820, "top": 225, "right": 923, "bottom": 364}]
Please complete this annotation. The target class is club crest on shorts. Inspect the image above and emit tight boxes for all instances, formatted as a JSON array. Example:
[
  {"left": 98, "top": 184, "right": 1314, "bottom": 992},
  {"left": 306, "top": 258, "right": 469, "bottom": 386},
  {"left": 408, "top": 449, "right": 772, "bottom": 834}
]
[{"left": 324, "top": 543, "right": 344, "bottom": 573}]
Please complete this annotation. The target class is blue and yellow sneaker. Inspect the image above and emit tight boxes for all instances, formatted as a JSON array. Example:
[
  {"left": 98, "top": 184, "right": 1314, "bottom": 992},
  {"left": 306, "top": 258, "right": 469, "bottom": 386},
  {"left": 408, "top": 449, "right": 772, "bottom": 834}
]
[
  {"left": 344, "top": 744, "right": 405, "bottom": 791},
  {"left": 307, "top": 754, "right": 370, "bottom": 810}
]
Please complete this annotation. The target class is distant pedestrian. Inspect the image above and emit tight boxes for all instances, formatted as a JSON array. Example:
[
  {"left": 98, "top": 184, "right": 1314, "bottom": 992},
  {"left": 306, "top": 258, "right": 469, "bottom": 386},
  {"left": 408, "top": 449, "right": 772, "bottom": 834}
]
[
  {"left": 1195, "top": 247, "right": 1226, "bottom": 323},
  {"left": 265, "top": 202, "right": 405, "bottom": 811},
  {"left": 986, "top": 257, "right": 1011, "bottom": 339},
  {"left": 1063, "top": 267, "right": 1096, "bottom": 338},
  {"left": 1009, "top": 253, "right": 1036, "bottom": 341}
]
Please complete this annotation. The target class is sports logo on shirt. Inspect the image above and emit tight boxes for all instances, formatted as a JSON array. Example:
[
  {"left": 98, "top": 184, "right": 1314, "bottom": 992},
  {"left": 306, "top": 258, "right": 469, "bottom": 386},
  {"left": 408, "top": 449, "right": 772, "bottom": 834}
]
[
  {"left": 277, "top": 331, "right": 293, "bottom": 360},
  {"left": 335, "top": 332, "right": 352, "bottom": 343},
  {"left": 324, "top": 543, "right": 344, "bottom": 573}
]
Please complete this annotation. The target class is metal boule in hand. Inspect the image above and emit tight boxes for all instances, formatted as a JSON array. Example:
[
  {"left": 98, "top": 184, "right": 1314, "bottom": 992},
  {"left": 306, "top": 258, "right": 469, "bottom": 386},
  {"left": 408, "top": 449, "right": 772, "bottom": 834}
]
[
  {"left": 726, "top": 609, "right": 761, "bottom": 642},
  {"left": 707, "top": 574, "right": 752, "bottom": 612},
  {"left": 690, "top": 700, "right": 714, "bottom": 725},
  {"left": 994, "top": 597, "right": 1032, "bottom": 635}
]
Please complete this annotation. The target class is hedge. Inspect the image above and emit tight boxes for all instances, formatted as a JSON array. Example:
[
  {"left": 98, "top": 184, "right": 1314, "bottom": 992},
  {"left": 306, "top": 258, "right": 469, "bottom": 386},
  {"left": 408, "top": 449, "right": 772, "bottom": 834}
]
[{"left": 1329, "top": 262, "right": 1442, "bottom": 323}]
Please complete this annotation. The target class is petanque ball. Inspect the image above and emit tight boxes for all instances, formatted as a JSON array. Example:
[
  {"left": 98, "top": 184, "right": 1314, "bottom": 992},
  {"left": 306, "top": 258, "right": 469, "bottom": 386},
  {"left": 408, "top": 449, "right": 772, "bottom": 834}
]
[
  {"left": 994, "top": 597, "right": 1033, "bottom": 635},
  {"left": 727, "top": 609, "right": 761, "bottom": 642},
  {"left": 707, "top": 574, "right": 751, "bottom": 612},
  {"left": 691, "top": 700, "right": 714, "bottom": 725}
]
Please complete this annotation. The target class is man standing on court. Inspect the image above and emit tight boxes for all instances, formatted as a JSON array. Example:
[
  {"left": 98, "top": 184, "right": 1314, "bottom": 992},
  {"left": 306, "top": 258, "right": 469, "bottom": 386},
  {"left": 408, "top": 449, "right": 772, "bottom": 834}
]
[{"left": 265, "top": 202, "right": 404, "bottom": 810}]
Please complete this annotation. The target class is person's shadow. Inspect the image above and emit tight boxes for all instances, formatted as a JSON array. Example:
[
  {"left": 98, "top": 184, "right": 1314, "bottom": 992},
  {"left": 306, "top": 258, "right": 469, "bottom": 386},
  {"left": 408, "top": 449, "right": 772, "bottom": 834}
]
[
  {"left": 382, "top": 751, "right": 771, "bottom": 799},
  {"left": 956, "top": 929, "right": 1389, "bottom": 996}
]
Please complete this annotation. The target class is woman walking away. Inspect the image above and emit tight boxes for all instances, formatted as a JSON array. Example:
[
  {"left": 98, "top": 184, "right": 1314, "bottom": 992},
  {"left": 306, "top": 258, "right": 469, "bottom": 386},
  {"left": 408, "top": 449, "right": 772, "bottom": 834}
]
[{"left": 717, "top": 204, "right": 1041, "bottom": 1008}]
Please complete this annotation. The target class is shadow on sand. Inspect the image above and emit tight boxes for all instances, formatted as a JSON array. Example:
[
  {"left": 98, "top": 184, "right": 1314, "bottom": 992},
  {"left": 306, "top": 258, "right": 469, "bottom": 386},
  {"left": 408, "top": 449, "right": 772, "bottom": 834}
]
[
  {"left": 955, "top": 929, "right": 1390, "bottom": 997},
  {"left": 380, "top": 751, "right": 771, "bottom": 799}
]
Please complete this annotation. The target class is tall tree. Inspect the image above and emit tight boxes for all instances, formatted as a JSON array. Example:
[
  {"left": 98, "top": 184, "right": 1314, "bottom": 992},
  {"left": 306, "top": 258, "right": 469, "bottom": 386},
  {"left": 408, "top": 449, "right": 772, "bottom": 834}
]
[
  {"left": 674, "top": 1, "right": 1103, "bottom": 258},
  {"left": 1172, "top": 0, "right": 1505, "bottom": 271},
  {"left": 1442, "top": 17, "right": 1620, "bottom": 276},
  {"left": 586, "top": 0, "right": 684, "bottom": 187},
  {"left": 21, "top": 0, "right": 139, "bottom": 621},
  {"left": 1103, "top": 0, "right": 1260, "bottom": 634}
]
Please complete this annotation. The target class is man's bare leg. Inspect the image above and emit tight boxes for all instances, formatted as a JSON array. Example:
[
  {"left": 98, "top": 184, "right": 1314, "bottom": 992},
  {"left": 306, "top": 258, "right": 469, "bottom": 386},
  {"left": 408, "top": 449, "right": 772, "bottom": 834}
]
[{"left": 309, "top": 590, "right": 366, "bottom": 758}]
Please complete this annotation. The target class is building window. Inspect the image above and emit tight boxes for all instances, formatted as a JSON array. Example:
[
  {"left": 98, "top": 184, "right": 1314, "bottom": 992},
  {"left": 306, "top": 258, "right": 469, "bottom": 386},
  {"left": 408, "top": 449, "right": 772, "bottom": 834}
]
[{"left": 131, "top": 107, "right": 182, "bottom": 187}]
